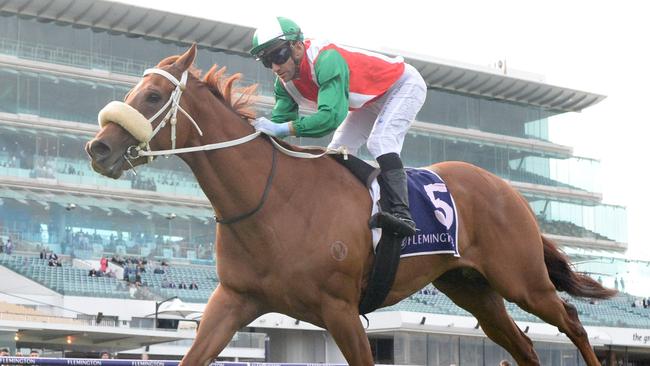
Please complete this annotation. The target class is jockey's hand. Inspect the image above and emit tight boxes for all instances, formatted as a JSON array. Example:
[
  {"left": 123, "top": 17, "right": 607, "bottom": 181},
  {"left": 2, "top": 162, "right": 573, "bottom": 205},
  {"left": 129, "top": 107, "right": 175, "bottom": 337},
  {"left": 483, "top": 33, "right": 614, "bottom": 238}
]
[{"left": 252, "top": 117, "right": 292, "bottom": 138}]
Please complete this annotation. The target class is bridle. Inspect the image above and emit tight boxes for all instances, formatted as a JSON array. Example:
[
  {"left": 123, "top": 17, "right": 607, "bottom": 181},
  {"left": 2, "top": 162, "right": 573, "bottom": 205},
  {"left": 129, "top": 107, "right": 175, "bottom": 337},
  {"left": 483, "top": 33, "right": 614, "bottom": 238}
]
[{"left": 125, "top": 68, "right": 262, "bottom": 162}]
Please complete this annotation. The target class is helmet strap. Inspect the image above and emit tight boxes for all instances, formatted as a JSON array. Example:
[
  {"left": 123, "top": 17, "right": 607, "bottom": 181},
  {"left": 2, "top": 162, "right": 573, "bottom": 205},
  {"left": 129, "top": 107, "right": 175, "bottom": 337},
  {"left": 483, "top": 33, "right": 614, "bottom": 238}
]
[{"left": 289, "top": 42, "right": 303, "bottom": 80}]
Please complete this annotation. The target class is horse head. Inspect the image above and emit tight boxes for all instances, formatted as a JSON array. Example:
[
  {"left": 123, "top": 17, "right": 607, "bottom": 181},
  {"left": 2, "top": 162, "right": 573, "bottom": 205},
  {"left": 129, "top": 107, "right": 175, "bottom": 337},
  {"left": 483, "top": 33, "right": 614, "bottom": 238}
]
[{"left": 86, "top": 44, "right": 208, "bottom": 178}]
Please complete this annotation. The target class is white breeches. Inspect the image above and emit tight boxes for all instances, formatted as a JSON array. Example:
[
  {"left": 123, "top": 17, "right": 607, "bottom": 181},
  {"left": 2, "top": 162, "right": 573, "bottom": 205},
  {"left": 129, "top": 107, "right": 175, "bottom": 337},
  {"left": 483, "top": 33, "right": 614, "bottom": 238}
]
[{"left": 327, "top": 63, "right": 427, "bottom": 159}]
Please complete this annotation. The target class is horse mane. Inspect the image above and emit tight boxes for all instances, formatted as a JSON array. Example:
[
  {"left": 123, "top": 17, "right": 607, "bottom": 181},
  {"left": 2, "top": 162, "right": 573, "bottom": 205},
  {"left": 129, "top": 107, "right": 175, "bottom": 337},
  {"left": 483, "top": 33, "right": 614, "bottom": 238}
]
[
  {"left": 157, "top": 56, "right": 258, "bottom": 120},
  {"left": 202, "top": 65, "right": 258, "bottom": 120}
]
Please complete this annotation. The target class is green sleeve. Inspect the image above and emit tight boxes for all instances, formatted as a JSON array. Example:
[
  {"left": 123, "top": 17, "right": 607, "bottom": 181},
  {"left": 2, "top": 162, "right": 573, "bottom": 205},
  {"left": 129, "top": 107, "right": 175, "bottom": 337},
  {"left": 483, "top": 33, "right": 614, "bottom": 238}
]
[
  {"left": 292, "top": 49, "right": 350, "bottom": 138},
  {"left": 270, "top": 78, "right": 299, "bottom": 123}
]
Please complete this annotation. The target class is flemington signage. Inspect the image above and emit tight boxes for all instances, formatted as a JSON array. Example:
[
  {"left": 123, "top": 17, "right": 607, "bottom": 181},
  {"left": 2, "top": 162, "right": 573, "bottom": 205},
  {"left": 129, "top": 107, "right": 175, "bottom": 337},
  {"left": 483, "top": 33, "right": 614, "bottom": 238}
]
[
  {"left": 0, "top": 358, "right": 173, "bottom": 365},
  {"left": 0, "top": 358, "right": 37, "bottom": 365},
  {"left": 0, "top": 359, "right": 346, "bottom": 366}
]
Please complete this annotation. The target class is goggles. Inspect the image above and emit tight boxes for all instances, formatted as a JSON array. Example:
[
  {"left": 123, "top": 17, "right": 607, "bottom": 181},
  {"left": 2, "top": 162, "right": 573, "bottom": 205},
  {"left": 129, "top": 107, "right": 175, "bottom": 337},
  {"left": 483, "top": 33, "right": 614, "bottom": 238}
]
[{"left": 260, "top": 44, "right": 292, "bottom": 68}]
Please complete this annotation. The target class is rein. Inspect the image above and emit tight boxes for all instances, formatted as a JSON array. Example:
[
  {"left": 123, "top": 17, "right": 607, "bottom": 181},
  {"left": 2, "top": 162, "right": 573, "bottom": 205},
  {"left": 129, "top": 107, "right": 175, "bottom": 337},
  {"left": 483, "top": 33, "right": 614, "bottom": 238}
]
[
  {"left": 118, "top": 67, "right": 345, "bottom": 225},
  {"left": 215, "top": 145, "right": 277, "bottom": 224},
  {"left": 125, "top": 68, "right": 340, "bottom": 160}
]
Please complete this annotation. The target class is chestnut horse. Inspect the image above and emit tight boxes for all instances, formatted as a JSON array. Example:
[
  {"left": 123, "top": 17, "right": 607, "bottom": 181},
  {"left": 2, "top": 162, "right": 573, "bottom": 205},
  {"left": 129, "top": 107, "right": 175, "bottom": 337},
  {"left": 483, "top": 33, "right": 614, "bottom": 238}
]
[{"left": 86, "top": 45, "right": 614, "bottom": 366}]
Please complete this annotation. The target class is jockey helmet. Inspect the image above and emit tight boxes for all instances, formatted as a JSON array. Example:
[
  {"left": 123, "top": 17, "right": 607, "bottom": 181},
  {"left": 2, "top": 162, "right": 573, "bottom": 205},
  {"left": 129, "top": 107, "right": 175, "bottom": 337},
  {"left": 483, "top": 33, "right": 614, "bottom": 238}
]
[{"left": 250, "top": 17, "right": 303, "bottom": 57}]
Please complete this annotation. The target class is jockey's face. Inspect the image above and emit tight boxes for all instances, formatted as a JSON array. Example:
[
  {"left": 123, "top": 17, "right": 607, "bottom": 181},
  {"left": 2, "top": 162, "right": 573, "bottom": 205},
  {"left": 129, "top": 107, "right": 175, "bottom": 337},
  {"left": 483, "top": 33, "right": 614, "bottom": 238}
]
[{"left": 268, "top": 41, "right": 304, "bottom": 82}]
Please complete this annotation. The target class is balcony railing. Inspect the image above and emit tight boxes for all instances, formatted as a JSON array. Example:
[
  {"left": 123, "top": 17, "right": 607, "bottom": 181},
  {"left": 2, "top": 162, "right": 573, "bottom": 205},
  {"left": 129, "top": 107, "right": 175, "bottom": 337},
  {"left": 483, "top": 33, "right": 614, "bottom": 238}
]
[{"left": 0, "top": 37, "right": 149, "bottom": 76}]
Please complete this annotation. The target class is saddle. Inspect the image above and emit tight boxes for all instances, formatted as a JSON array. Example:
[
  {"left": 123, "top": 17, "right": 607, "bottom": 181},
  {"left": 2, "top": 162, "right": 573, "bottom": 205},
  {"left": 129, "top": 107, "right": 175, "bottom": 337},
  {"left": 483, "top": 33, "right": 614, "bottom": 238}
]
[{"left": 332, "top": 154, "right": 403, "bottom": 315}]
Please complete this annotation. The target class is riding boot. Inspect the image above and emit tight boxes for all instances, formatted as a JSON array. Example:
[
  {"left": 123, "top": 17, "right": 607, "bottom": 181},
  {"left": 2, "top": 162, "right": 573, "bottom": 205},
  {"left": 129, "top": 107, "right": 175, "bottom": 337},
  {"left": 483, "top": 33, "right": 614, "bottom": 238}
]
[{"left": 370, "top": 153, "right": 417, "bottom": 236}]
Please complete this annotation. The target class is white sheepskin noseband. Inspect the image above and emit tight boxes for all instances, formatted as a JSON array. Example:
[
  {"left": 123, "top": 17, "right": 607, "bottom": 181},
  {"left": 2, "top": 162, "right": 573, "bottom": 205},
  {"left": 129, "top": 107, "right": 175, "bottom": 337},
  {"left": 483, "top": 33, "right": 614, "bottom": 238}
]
[{"left": 98, "top": 101, "right": 152, "bottom": 143}]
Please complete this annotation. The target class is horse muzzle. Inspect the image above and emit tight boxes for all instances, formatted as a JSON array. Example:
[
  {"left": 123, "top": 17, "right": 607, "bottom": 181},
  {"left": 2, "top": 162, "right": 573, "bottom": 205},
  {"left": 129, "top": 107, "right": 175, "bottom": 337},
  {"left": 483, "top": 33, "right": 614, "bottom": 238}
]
[{"left": 85, "top": 138, "right": 125, "bottom": 179}]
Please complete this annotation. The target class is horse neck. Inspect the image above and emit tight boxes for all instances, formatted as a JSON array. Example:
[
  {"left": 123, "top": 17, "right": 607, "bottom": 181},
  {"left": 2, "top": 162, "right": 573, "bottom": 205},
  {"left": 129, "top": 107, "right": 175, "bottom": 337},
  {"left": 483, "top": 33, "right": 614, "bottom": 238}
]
[{"left": 178, "top": 85, "right": 274, "bottom": 226}]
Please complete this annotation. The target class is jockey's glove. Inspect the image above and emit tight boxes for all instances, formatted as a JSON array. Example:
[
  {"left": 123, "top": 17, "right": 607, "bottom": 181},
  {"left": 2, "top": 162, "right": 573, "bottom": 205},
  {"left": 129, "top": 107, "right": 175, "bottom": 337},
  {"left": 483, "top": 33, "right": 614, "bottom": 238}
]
[{"left": 252, "top": 117, "right": 292, "bottom": 138}]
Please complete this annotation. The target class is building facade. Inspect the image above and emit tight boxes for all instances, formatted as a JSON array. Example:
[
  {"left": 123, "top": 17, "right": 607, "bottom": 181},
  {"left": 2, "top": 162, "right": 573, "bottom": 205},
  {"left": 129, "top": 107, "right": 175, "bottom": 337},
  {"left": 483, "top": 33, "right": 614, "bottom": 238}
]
[{"left": 0, "top": 0, "right": 637, "bottom": 365}]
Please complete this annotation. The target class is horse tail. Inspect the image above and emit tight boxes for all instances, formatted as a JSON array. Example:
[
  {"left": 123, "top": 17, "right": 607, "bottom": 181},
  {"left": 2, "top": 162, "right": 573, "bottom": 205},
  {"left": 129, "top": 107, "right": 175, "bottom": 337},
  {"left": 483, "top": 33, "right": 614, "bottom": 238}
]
[{"left": 542, "top": 235, "right": 617, "bottom": 299}]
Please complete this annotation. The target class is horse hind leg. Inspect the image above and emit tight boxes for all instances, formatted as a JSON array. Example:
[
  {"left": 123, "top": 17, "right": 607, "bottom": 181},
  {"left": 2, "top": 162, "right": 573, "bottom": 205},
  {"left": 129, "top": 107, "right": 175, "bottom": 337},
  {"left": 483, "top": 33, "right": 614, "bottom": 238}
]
[
  {"left": 433, "top": 269, "right": 540, "bottom": 366},
  {"left": 514, "top": 287, "right": 601, "bottom": 366},
  {"left": 490, "top": 239, "right": 603, "bottom": 366},
  {"left": 477, "top": 253, "right": 602, "bottom": 365}
]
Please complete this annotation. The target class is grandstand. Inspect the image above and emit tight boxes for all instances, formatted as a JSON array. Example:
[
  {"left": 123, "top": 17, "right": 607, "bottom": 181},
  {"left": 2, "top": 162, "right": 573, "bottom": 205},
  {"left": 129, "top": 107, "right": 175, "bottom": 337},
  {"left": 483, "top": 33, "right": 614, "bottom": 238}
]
[
  {"left": 4, "top": 251, "right": 650, "bottom": 331},
  {"left": 0, "top": 0, "right": 642, "bottom": 365}
]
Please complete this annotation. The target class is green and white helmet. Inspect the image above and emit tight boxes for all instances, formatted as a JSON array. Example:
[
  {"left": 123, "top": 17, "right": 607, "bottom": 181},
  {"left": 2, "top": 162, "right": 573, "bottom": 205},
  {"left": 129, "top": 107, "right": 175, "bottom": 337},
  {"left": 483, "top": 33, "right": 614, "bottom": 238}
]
[{"left": 250, "top": 17, "right": 303, "bottom": 57}]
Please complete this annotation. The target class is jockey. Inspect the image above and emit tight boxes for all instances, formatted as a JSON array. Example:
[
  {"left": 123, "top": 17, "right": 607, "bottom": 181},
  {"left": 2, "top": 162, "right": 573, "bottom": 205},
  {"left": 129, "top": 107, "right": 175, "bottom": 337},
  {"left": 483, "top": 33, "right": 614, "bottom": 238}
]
[{"left": 250, "top": 17, "right": 427, "bottom": 237}]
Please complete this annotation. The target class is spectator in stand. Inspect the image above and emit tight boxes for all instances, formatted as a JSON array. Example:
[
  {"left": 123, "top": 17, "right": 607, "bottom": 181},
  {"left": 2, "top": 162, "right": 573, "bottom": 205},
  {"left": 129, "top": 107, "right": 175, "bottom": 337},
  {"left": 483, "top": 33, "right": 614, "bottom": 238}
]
[
  {"left": 123, "top": 267, "right": 131, "bottom": 281},
  {"left": 112, "top": 255, "right": 125, "bottom": 266},
  {"left": 100, "top": 351, "right": 111, "bottom": 359},
  {"left": 0, "top": 347, "right": 9, "bottom": 356},
  {"left": 0, "top": 237, "right": 4, "bottom": 253},
  {"left": 100, "top": 256, "right": 109, "bottom": 273},
  {"left": 128, "top": 284, "right": 137, "bottom": 298},
  {"left": 89, "top": 268, "right": 97, "bottom": 277},
  {"left": 47, "top": 253, "right": 62, "bottom": 267},
  {"left": 40, "top": 248, "right": 48, "bottom": 259},
  {"left": 14, "top": 351, "right": 22, "bottom": 357},
  {"left": 48, "top": 251, "right": 60, "bottom": 266},
  {"left": 5, "top": 237, "right": 13, "bottom": 255},
  {"left": 29, "top": 350, "right": 39, "bottom": 357},
  {"left": 154, "top": 266, "right": 165, "bottom": 274}
]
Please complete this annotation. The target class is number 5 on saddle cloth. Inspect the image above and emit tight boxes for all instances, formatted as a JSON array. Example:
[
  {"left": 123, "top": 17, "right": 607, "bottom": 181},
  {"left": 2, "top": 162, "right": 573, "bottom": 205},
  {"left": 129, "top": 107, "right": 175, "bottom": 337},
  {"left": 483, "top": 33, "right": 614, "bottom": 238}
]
[{"left": 333, "top": 154, "right": 459, "bottom": 315}]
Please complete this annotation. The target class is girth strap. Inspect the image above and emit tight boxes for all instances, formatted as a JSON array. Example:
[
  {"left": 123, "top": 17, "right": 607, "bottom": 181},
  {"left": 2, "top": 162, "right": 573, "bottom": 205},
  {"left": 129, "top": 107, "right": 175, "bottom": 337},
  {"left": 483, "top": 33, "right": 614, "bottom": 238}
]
[
  {"left": 331, "top": 154, "right": 402, "bottom": 315},
  {"left": 358, "top": 232, "right": 402, "bottom": 315}
]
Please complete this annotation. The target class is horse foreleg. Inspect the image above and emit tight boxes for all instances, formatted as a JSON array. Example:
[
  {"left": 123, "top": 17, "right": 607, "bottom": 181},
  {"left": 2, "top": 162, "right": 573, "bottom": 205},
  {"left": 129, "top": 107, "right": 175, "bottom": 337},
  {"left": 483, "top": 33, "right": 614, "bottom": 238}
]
[
  {"left": 321, "top": 298, "right": 374, "bottom": 366},
  {"left": 179, "top": 285, "right": 260, "bottom": 366}
]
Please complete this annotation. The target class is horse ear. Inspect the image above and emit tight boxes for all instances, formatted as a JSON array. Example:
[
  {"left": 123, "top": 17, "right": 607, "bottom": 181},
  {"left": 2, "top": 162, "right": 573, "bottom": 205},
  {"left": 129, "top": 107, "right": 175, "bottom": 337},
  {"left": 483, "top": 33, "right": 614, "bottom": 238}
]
[{"left": 174, "top": 44, "right": 197, "bottom": 71}]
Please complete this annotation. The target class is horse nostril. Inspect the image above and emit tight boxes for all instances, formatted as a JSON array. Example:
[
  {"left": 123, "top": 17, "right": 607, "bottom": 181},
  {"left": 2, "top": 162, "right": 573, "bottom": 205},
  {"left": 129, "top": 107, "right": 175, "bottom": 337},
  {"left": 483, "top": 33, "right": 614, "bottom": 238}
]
[{"left": 90, "top": 140, "right": 112, "bottom": 159}]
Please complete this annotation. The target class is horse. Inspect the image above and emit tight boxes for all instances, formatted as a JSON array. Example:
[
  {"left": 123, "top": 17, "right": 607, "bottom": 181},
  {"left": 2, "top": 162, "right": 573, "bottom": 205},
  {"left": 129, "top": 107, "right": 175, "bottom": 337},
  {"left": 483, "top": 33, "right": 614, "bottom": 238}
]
[{"left": 86, "top": 44, "right": 615, "bottom": 366}]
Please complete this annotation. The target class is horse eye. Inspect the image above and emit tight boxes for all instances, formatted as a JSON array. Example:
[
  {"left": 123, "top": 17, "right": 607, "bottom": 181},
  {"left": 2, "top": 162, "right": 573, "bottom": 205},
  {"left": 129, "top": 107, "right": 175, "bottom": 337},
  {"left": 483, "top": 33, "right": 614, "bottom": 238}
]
[{"left": 146, "top": 92, "right": 161, "bottom": 103}]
